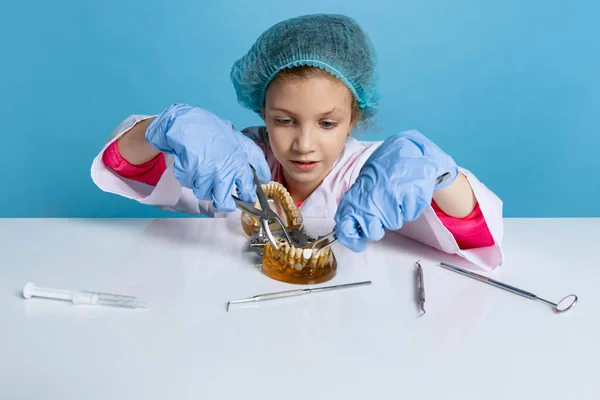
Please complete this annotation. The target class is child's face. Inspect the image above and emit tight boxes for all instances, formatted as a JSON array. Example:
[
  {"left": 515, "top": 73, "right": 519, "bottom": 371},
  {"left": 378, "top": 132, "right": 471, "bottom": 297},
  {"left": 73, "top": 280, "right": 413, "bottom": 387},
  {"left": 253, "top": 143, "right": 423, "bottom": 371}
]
[{"left": 262, "top": 75, "right": 355, "bottom": 189}]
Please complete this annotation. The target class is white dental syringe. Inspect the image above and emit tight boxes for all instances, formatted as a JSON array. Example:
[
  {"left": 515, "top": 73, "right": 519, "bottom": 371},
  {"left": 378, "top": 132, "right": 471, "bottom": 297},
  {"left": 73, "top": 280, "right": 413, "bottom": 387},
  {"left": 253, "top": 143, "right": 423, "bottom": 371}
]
[{"left": 22, "top": 282, "right": 147, "bottom": 309}]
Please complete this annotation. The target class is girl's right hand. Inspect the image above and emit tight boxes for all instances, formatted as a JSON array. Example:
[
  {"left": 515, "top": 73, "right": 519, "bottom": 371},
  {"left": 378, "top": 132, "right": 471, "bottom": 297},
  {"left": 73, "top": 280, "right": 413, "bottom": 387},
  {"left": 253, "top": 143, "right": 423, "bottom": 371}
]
[{"left": 145, "top": 103, "right": 271, "bottom": 211}]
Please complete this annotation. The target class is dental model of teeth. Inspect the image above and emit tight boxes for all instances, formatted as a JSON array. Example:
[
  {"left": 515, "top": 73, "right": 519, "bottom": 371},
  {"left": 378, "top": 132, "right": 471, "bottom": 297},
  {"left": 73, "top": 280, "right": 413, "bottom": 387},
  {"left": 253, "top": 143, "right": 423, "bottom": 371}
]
[
  {"left": 262, "top": 238, "right": 337, "bottom": 284},
  {"left": 240, "top": 181, "right": 304, "bottom": 236},
  {"left": 240, "top": 181, "right": 337, "bottom": 284}
]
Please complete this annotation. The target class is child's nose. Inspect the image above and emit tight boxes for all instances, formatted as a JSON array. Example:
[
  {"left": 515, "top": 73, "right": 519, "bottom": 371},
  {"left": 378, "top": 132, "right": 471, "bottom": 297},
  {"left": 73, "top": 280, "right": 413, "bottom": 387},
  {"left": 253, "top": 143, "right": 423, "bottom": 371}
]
[{"left": 294, "top": 127, "right": 315, "bottom": 153}]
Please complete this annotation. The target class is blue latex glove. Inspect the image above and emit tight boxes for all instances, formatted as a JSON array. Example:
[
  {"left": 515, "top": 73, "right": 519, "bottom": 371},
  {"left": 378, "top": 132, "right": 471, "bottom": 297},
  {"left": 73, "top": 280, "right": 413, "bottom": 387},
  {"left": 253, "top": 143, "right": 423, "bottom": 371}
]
[
  {"left": 145, "top": 103, "right": 271, "bottom": 211},
  {"left": 334, "top": 130, "right": 459, "bottom": 252}
]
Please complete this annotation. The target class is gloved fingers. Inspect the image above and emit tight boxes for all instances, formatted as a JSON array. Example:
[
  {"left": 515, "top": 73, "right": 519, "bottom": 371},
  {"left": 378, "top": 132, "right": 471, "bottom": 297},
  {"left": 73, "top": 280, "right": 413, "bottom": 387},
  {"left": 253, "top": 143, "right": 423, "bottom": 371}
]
[
  {"left": 174, "top": 155, "right": 224, "bottom": 206},
  {"left": 335, "top": 214, "right": 367, "bottom": 252},
  {"left": 353, "top": 212, "right": 385, "bottom": 241},
  {"left": 394, "top": 188, "right": 432, "bottom": 223},
  {"left": 233, "top": 165, "right": 257, "bottom": 204},
  {"left": 210, "top": 174, "right": 237, "bottom": 212},
  {"left": 173, "top": 152, "right": 213, "bottom": 196},
  {"left": 190, "top": 174, "right": 219, "bottom": 203},
  {"left": 237, "top": 134, "right": 271, "bottom": 183}
]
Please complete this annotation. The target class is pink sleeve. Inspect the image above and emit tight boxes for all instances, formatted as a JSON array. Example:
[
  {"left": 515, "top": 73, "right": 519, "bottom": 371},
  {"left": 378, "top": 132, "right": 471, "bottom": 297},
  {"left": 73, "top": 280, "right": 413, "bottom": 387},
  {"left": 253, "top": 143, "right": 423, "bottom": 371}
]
[
  {"left": 432, "top": 200, "right": 495, "bottom": 250},
  {"left": 102, "top": 140, "right": 167, "bottom": 186}
]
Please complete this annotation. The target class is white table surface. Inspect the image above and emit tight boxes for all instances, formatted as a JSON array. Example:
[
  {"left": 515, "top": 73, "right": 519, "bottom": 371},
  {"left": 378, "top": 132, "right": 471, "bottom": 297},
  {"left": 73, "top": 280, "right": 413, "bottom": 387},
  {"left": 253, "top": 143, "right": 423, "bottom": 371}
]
[{"left": 1, "top": 217, "right": 598, "bottom": 399}]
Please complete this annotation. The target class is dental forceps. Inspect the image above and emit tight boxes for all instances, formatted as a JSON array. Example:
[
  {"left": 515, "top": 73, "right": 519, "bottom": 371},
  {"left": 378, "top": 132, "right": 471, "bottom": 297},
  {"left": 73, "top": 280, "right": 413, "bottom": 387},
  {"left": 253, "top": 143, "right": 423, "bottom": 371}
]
[{"left": 232, "top": 165, "right": 310, "bottom": 250}]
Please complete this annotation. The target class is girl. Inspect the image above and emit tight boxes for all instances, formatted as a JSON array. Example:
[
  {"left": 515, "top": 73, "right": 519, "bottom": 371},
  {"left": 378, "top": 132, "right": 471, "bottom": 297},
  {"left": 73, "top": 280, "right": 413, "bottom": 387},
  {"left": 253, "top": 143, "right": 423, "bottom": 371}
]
[{"left": 91, "top": 14, "right": 503, "bottom": 270}]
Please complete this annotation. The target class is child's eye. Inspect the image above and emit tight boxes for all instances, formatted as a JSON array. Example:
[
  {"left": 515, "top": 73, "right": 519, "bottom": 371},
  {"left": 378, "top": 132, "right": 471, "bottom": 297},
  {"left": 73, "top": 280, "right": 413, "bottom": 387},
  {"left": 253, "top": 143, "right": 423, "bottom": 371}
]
[
  {"left": 320, "top": 121, "right": 338, "bottom": 129},
  {"left": 276, "top": 119, "right": 293, "bottom": 125}
]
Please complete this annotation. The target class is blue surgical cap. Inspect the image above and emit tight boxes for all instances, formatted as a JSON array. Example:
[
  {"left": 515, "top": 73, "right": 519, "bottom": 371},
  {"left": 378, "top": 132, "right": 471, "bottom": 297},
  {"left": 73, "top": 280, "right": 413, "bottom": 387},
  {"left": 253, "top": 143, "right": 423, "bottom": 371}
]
[{"left": 230, "top": 14, "right": 379, "bottom": 120}]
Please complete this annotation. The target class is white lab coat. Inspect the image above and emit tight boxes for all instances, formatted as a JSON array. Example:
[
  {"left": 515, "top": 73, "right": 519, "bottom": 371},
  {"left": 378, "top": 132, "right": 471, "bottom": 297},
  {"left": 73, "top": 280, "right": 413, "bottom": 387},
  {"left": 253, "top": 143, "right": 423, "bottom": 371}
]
[{"left": 91, "top": 115, "right": 504, "bottom": 270}]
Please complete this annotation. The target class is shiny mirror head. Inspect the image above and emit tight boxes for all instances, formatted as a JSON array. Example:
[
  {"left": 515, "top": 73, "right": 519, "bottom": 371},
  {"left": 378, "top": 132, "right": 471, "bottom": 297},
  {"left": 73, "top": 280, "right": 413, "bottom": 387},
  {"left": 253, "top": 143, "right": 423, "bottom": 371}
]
[{"left": 555, "top": 294, "right": 578, "bottom": 313}]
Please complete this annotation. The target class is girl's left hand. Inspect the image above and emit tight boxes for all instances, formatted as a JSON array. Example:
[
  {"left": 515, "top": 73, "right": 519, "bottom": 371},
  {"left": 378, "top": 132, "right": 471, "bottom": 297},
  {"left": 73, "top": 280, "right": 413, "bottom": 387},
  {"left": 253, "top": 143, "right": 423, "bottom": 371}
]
[{"left": 334, "top": 130, "right": 458, "bottom": 252}]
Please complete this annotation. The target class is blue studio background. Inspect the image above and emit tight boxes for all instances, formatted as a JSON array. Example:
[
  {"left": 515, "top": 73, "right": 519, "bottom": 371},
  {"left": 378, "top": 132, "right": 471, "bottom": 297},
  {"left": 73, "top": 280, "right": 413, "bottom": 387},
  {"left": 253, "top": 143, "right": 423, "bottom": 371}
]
[{"left": 1, "top": 0, "right": 598, "bottom": 218}]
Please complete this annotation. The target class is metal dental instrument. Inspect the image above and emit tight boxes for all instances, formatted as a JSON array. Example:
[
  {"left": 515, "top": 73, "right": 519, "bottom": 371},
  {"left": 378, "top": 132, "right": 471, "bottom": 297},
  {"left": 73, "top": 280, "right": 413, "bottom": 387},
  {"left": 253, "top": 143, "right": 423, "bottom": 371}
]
[
  {"left": 439, "top": 262, "right": 578, "bottom": 314},
  {"left": 311, "top": 230, "right": 337, "bottom": 250},
  {"left": 311, "top": 173, "right": 453, "bottom": 252},
  {"left": 226, "top": 280, "right": 372, "bottom": 311},
  {"left": 232, "top": 165, "right": 293, "bottom": 250},
  {"left": 416, "top": 260, "right": 426, "bottom": 315}
]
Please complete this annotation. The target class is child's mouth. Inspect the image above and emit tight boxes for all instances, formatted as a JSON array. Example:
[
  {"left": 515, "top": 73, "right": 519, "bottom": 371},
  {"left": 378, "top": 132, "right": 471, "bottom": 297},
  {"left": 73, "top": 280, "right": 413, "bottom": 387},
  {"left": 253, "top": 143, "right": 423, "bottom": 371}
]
[{"left": 291, "top": 160, "right": 320, "bottom": 171}]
